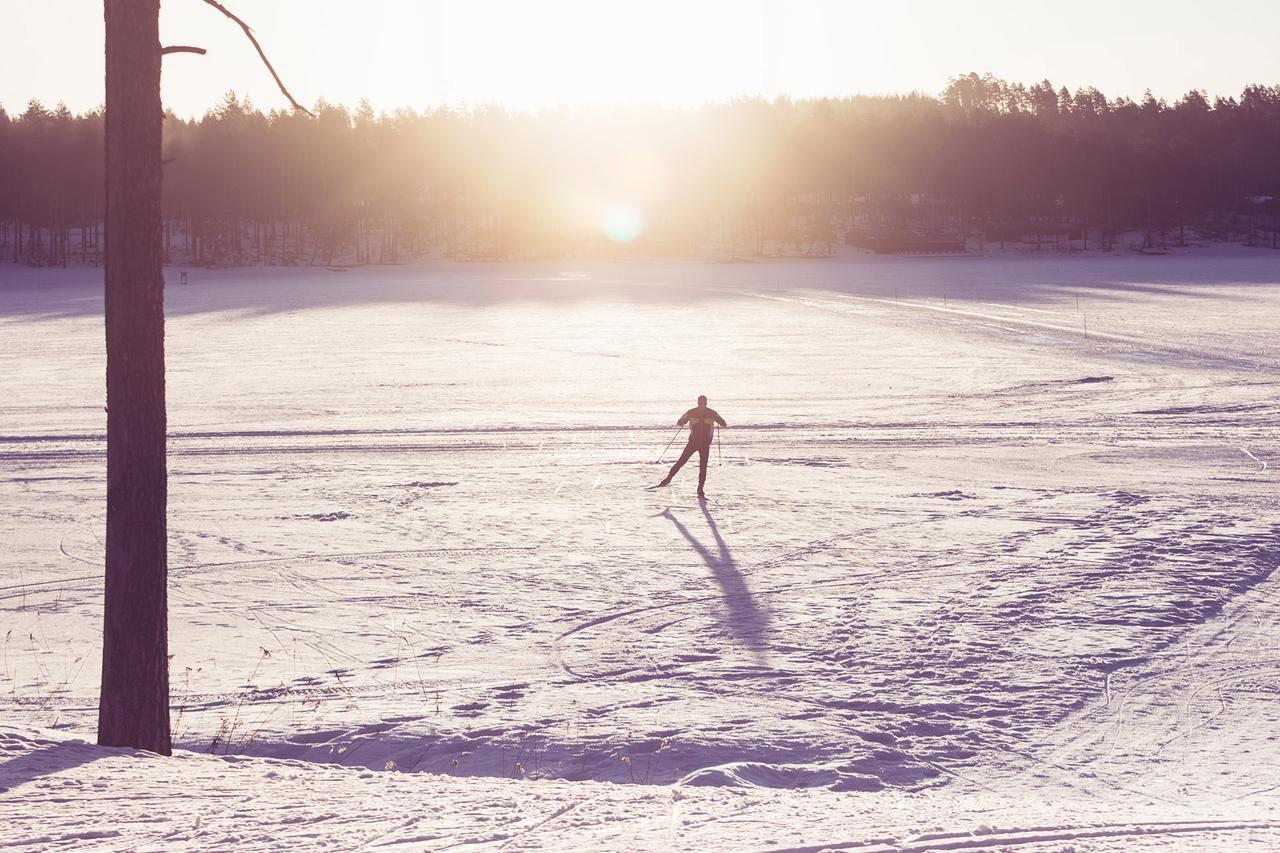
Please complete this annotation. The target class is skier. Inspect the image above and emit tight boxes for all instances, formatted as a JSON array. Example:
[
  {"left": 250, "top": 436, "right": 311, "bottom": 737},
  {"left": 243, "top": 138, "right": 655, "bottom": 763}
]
[{"left": 656, "top": 395, "right": 727, "bottom": 498}]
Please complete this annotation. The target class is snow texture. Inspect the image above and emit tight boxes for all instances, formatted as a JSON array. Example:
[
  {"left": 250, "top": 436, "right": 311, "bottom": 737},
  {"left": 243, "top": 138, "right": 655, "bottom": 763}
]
[{"left": 3, "top": 246, "right": 1280, "bottom": 848}]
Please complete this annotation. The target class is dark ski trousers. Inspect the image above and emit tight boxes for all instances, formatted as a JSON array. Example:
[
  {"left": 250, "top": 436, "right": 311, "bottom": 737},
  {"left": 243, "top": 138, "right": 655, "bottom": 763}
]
[{"left": 667, "top": 440, "right": 710, "bottom": 489}]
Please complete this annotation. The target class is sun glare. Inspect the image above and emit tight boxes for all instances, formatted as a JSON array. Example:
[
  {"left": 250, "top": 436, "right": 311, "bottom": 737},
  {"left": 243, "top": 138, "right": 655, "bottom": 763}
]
[{"left": 601, "top": 203, "right": 646, "bottom": 243}]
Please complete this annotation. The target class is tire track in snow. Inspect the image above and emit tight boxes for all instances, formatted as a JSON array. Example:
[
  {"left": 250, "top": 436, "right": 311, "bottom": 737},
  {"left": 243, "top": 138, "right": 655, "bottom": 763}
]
[
  {"left": 983, "top": 537, "right": 1280, "bottom": 807},
  {"left": 772, "top": 818, "right": 1280, "bottom": 852}
]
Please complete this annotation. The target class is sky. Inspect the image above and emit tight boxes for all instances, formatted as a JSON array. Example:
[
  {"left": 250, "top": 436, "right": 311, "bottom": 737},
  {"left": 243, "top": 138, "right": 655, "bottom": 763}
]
[{"left": 4, "top": 0, "right": 1279, "bottom": 118}]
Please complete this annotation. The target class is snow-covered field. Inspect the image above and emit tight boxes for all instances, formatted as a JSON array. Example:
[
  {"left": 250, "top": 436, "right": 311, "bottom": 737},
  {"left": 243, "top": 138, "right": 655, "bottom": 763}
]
[{"left": 3, "top": 247, "right": 1280, "bottom": 848}]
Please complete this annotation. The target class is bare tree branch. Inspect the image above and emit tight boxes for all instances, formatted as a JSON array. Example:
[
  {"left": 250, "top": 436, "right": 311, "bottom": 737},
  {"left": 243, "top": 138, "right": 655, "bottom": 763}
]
[
  {"left": 161, "top": 45, "right": 208, "bottom": 56},
  {"left": 199, "top": 0, "right": 314, "bottom": 117}
]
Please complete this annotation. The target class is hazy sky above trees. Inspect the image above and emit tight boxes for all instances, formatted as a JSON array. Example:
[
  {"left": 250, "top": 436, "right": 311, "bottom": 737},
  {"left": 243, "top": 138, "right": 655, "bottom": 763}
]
[{"left": 5, "top": 0, "right": 1279, "bottom": 116}]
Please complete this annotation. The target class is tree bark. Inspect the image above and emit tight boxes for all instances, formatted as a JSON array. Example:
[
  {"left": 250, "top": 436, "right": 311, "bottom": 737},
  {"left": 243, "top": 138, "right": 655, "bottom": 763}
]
[{"left": 99, "top": 0, "right": 171, "bottom": 755}]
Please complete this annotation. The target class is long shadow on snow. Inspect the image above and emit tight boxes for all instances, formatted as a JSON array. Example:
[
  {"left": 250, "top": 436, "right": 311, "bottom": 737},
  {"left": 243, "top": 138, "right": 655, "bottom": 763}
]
[
  {"left": 6, "top": 250, "right": 1279, "bottom": 320},
  {"left": 0, "top": 263, "right": 743, "bottom": 320},
  {"left": 660, "top": 504, "right": 770, "bottom": 660}
]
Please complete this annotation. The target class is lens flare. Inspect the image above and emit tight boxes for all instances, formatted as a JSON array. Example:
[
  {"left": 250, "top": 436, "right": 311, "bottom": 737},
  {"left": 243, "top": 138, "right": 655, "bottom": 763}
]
[{"left": 601, "top": 203, "right": 645, "bottom": 243}]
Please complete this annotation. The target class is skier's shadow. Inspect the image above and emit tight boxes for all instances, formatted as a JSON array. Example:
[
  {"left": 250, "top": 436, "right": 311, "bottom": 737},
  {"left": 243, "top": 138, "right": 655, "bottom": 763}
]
[{"left": 661, "top": 504, "right": 769, "bottom": 659}]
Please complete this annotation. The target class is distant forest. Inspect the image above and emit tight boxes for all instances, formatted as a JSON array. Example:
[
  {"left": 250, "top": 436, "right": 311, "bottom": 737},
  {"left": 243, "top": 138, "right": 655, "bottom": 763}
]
[{"left": 2, "top": 73, "right": 1279, "bottom": 265}]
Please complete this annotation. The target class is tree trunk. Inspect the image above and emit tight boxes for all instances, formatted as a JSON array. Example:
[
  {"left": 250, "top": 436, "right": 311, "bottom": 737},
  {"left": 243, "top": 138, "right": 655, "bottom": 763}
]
[{"left": 99, "top": 0, "right": 171, "bottom": 756}]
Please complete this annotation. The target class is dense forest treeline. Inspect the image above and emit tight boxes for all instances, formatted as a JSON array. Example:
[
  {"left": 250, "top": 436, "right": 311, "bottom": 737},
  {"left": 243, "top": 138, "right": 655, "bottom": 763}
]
[{"left": 1, "top": 72, "right": 1279, "bottom": 266}]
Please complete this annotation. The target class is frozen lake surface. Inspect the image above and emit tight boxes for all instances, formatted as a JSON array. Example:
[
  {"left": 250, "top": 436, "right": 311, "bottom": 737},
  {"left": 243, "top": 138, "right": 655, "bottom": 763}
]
[{"left": 3, "top": 248, "right": 1280, "bottom": 848}]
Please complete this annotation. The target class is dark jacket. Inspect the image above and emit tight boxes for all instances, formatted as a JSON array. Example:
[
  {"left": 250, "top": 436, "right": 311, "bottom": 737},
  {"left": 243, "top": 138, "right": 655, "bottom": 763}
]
[{"left": 678, "top": 406, "right": 727, "bottom": 445}]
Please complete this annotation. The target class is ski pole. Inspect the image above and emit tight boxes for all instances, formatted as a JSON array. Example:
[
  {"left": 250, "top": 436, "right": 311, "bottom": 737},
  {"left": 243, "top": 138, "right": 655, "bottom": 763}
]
[
  {"left": 656, "top": 426, "right": 682, "bottom": 463},
  {"left": 716, "top": 424, "right": 722, "bottom": 466}
]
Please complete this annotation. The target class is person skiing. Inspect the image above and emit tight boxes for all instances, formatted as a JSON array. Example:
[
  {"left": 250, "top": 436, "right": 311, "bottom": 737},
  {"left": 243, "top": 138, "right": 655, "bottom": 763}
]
[{"left": 656, "top": 395, "right": 726, "bottom": 497}]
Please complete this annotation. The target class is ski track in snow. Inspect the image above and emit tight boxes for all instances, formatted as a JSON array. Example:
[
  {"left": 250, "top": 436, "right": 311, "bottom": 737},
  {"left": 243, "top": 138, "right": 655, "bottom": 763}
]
[{"left": 3, "top": 250, "right": 1280, "bottom": 848}]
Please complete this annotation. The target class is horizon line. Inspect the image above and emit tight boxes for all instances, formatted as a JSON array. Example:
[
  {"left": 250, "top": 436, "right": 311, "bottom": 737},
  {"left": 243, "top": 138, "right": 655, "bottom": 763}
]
[{"left": 8, "top": 76, "right": 1280, "bottom": 123}]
